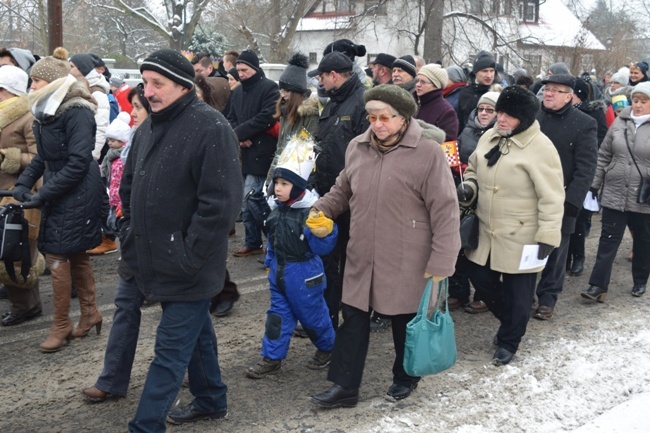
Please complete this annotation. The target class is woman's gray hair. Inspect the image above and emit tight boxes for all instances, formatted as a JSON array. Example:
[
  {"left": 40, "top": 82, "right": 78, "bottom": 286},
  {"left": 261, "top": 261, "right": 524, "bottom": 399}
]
[{"left": 365, "top": 99, "right": 399, "bottom": 115}]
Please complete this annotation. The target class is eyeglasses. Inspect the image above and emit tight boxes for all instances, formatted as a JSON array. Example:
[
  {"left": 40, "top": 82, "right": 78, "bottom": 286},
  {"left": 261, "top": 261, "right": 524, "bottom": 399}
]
[
  {"left": 367, "top": 114, "right": 398, "bottom": 123},
  {"left": 477, "top": 107, "right": 495, "bottom": 113},
  {"left": 543, "top": 87, "right": 570, "bottom": 95},
  {"left": 415, "top": 79, "right": 434, "bottom": 86}
]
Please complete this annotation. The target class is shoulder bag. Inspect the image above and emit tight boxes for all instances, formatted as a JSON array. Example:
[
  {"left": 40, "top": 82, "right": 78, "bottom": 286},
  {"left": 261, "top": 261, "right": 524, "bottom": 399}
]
[
  {"left": 624, "top": 127, "right": 650, "bottom": 205},
  {"left": 403, "top": 278, "right": 457, "bottom": 377}
]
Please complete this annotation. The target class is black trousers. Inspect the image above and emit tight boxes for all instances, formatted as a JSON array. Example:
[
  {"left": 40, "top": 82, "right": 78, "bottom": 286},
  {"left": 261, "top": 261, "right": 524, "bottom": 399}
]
[
  {"left": 568, "top": 208, "right": 592, "bottom": 261},
  {"left": 589, "top": 207, "right": 650, "bottom": 290},
  {"left": 448, "top": 250, "right": 475, "bottom": 303},
  {"left": 468, "top": 259, "right": 537, "bottom": 353},
  {"left": 327, "top": 304, "right": 418, "bottom": 389},
  {"left": 322, "top": 211, "right": 349, "bottom": 329},
  {"left": 536, "top": 233, "right": 570, "bottom": 307}
]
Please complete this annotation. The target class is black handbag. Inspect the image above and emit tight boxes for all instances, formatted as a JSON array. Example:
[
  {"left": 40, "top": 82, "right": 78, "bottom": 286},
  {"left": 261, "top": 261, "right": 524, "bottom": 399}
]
[
  {"left": 623, "top": 127, "right": 650, "bottom": 205},
  {"left": 0, "top": 203, "right": 31, "bottom": 282},
  {"left": 459, "top": 204, "right": 479, "bottom": 250}
]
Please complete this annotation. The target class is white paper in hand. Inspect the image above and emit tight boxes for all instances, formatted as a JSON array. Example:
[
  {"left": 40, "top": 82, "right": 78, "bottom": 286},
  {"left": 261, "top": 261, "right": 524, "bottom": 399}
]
[
  {"left": 519, "top": 244, "right": 549, "bottom": 270},
  {"left": 583, "top": 191, "right": 599, "bottom": 212}
]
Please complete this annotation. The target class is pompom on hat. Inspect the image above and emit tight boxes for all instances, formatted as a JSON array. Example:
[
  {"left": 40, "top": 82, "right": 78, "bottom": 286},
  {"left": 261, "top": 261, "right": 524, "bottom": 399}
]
[
  {"left": 140, "top": 49, "right": 195, "bottom": 89},
  {"left": 279, "top": 53, "right": 310, "bottom": 95},
  {"left": 324, "top": 39, "right": 366, "bottom": 61},
  {"left": 363, "top": 84, "right": 418, "bottom": 118},
  {"left": 105, "top": 111, "right": 132, "bottom": 143},
  {"left": 30, "top": 47, "right": 71, "bottom": 83}
]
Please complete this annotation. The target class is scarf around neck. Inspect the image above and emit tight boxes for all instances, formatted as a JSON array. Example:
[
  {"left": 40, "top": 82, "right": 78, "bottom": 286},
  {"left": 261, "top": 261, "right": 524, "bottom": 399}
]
[
  {"left": 28, "top": 75, "right": 78, "bottom": 122},
  {"left": 370, "top": 119, "right": 409, "bottom": 153}
]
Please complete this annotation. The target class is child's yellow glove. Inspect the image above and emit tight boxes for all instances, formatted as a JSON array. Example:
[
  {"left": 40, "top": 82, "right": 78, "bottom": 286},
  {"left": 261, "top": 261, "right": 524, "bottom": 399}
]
[{"left": 306, "top": 210, "right": 333, "bottom": 238}]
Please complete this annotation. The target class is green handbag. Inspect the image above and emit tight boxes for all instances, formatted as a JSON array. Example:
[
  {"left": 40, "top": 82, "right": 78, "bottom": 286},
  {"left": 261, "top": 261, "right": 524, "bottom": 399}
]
[{"left": 403, "top": 278, "right": 457, "bottom": 376}]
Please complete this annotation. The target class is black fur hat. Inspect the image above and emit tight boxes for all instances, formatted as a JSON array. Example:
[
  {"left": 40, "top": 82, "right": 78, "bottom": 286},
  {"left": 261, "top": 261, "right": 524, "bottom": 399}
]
[
  {"left": 279, "top": 53, "right": 310, "bottom": 95},
  {"left": 495, "top": 85, "right": 540, "bottom": 134},
  {"left": 324, "top": 39, "right": 366, "bottom": 61}
]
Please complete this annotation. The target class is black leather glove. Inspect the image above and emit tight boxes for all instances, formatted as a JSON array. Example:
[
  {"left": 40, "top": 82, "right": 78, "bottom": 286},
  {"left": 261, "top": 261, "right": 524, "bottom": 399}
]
[
  {"left": 457, "top": 183, "right": 474, "bottom": 202},
  {"left": 12, "top": 185, "right": 31, "bottom": 202},
  {"left": 537, "top": 243, "right": 555, "bottom": 260},
  {"left": 564, "top": 202, "right": 580, "bottom": 218},
  {"left": 589, "top": 187, "right": 599, "bottom": 200}
]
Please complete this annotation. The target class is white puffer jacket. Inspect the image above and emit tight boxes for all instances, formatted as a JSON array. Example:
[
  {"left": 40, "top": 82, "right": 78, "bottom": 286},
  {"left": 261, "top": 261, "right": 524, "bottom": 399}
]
[{"left": 86, "top": 70, "right": 110, "bottom": 160}]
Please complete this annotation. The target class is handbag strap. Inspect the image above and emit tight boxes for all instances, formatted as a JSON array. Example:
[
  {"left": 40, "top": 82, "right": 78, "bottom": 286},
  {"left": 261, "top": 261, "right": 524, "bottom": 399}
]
[
  {"left": 623, "top": 124, "right": 643, "bottom": 179},
  {"left": 416, "top": 277, "right": 449, "bottom": 318}
]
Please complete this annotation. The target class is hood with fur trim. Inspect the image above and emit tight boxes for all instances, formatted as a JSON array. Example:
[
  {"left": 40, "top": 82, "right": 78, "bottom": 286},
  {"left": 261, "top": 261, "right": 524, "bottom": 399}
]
[
  {"left": 416, "top": 119, "right": 446, "bottom": 144},
  {"left": 297, "top": 96, "right": 319, "bottom": 118},
  {"left": 0, "top": 94, "right": 30, "bottom": 131}
]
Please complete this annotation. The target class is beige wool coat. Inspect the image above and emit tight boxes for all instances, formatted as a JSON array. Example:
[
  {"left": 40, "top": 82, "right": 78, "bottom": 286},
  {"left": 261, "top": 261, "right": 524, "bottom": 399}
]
[
  {"left": 461, "top": 120, "right": 564, "bottom": 274},
  {"left": 315, "top": 120, "right": 461, "bottom": 315}
]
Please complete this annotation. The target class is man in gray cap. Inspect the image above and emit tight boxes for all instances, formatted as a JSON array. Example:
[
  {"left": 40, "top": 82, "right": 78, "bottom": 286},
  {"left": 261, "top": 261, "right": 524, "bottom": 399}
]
[
  {"left": 534, "top": 74, "right": 598, "bottom": 321},
  {"left": 123, "top": 49, "right": 241, "bottom": 431}
]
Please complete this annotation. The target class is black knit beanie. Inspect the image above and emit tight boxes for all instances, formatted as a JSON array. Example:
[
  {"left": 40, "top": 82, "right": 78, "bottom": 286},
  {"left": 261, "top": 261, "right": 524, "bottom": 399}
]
[
  {"left": 472, "top": 51, "right": 496, "bottom": 74},
  {"left": 273, "top": 167, "right": 307, "bottom": 200},
  {"left": 70, "top": 53, "right": 95, "bottom": 77},
  {"left": 140, "top": 49, "right": 195, "bottom": 89},
  {"left": 279, "top": 53, "right": 309, "bottom": 95},
  {"left": 393, "top": 55, "right": 416, "bottom": 79},
  {"left": 573, "top": 77, "right": 590, "bottom": 102},
  {"left": 237, "top": 50, "right": 260, "bottom": 71},
  {"left": 228, "top": 67, "right": 240, "bottom": 82}
]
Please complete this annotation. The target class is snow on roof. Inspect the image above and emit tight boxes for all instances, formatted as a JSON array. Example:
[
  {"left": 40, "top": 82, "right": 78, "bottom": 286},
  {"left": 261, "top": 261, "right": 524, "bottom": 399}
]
[
  {"left": 296, "top": 16, "right": 353, "bottom": 32},
  {"left": 520, "top": 0, "right": 605, "bottom": 50}
]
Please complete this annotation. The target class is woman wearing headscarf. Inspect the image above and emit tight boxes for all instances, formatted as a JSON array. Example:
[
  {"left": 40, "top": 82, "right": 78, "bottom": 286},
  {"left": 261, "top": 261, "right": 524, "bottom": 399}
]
[
  {"left": 310, "top": 85, "right": 460, "bottom": 407},
  {"left": 581, "top": 82, "right": 650, "bottom": 302},
  {"left": 457, "top": 86, "right": 564, "bottom": 365},
  {"left": 12, "top": 48, "right": 104, "bottom": 352}
]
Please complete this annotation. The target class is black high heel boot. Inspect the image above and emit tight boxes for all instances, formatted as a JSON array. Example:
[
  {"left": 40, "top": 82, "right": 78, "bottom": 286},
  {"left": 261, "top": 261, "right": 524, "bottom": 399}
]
[{"left": 580, "top": 285, "right": 607, "bottom": 303}]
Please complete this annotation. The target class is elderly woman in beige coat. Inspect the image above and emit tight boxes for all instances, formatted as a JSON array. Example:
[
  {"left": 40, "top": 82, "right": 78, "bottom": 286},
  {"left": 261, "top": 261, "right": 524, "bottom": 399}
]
[
  {"left": 0, "top": 65, "right": 44, "bottom": 327},
  {"left": 458, "top": 86, "right": 564, "bottom": 366},
  {"left": 310, "top": 85, "right": 460, "bottom": 408}
]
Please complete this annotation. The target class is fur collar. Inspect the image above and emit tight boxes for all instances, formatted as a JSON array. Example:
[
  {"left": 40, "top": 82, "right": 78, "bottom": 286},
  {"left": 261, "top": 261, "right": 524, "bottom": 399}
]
[
  {"left": 416, "top": 119, "right": 446, "bottom": 143},
  {"left": 297, "top": 97, "right": 319, "bottom": 118},
  {"left": 0, "top": 95, "right": 30, "bottom": 130}
]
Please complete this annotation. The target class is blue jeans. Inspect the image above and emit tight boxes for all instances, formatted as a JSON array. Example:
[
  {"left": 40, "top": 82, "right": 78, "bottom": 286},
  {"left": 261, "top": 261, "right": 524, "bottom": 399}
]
[
  {"left": 242, "top": 174, "right": 265, "bottom": 249},
  {"left": 128, "top": 300, "right": 227, "bottom": 433},
  {"left": 95, "top": 276, "right": 144, "bottom": 396}
]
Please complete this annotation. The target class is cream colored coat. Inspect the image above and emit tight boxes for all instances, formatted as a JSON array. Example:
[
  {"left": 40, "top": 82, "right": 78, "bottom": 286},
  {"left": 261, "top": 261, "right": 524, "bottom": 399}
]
[
  {"left": 461, "top": 121, "right": 564, "bottom": 274},
  {"left": 315, "top": 120, "right": 460, "bottom": 315}
]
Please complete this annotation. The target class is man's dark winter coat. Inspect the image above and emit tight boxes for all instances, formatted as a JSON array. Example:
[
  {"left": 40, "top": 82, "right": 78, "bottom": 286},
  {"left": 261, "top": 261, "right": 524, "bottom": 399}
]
[
  {"left": 457, "top": 83, "right": 491, "bottom": 133},
  {"left": 120, "top": 91, "right": 242, "bottom": 301},
  {"left": 312, "top": 76, "right": 369, "bottom": 195},
  {"left": 227, "top": 70, "right": 279, "bottom": 176}
]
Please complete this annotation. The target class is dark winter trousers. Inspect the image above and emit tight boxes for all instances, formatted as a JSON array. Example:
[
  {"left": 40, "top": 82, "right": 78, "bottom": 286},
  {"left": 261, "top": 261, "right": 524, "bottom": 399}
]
[
  {"left": 322, "top": 211, "right": 349, "bottom": 329},
  {"left": 568, "top": 208, "right": 592, "bottom": 261},
  {"left": 589, "top": 207, "right": 650, "bottom": 290},
  {"left": 535, "top": 233, "right": 570, "bottom": 308},
  {"left": 448, "top": 250, "right": 479, "bottom": 303},
  {"left": 468, "top": 258, "right": 537, "bottom": 353},
  {"left": 327, "top": 303, "right": 419, "bottom": 389}
]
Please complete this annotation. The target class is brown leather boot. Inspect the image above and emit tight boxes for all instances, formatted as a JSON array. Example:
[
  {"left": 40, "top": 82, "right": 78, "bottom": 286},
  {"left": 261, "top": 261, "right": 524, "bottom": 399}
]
[
  {"left": 70, "top": 253, "right": 102, "bottom": 338},
  {"left": 41, "top": 254, "right": 74, "bottom": 353}
]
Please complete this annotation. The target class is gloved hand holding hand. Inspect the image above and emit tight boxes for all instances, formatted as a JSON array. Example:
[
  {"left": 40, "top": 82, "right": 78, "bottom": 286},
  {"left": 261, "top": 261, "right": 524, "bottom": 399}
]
[
  {"left": 537, "top": 242, "right": 554, "bottom": 260},
  {"left": 564, "top": 202, "right": 580, "bottom": 218},
  {"left": 12, "top": 185, "right": 31, "bottom": 202},
  {"left": 306, "top": 210, "right": 333, "bottom": 238},
  {"left": 457, "top": 183, "right": 474, "bottom": 202},
  {"left": 589, "top": 187, "right": 599, "bottom": 200}
]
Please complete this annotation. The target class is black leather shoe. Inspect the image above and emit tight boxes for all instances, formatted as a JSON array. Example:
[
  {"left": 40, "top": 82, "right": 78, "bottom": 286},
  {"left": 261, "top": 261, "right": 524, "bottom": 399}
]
[
  {"left": 166, "top": 402, "right": 227, "bottom": 425},
  {"left": 570, "top": 257, "right": 584, "bottom": 276},
  {"left": 211, "top": 297, "right": 239, "bottom": 317},
  {"left": 311, "top": 384, "right": 359, "bottom": 408},
  {"left": 532, "top": 305, "right": 554, "bottom": 321},
  {"left": 1, "top": 306, "right": 42, "bottom": 326},
  {"left": 580, "top": 285, "right": 607, "bottom": 303},
  {"left": 493, "top": 347, "right": 514, "bottom": 366},
  {"left": 387, "top": 381, "right": 418, "bottom": 401},
  {"left": 632, "top": 284, "right": 646, "bottom": 297}
]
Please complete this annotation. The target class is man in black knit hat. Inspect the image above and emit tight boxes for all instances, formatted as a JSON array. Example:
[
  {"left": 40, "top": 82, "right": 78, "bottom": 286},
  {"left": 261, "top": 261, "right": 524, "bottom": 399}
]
[
  {"left": 123, "top": 49, "right": 241, "bottom": 431},
  {"left": 457, "top": 50, "right": 496, "bottom": 133},
  {"left": 534, "top": 74, "right": 597, "bottom": 321}
]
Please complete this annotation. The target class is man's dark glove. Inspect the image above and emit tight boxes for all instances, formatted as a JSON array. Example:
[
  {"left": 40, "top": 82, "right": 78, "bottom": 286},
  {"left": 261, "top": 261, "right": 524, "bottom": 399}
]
[
  {"left": 12, "top": 185, "right": 31, "bottom": 202},
  {"left": 25, "top": 193, "right": 45, "bottom": 208},
  {"left": 538, "top": 243, "right": 555, "bottom": 260},
  {"left": 589, "top": 187, "right": 599, "bottom": 200},
  {"left": 457, "top": 183, "right": 474, "bottom": 202},
  {"left": 564, "top": 202, "right": 580, "bottom": 218}
]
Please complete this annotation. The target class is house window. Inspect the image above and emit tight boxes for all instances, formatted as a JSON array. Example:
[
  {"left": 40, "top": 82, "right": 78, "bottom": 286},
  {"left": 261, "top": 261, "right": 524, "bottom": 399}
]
[
  {"left": 519, "top": 0, "right": 539, "bottom": 23},
  {"left": 365, "top": 0, "right": 387, "bottom": 15},
  {"left": 492, "top": 0, "right": 513, "bottom": 15},
  {"left": 469, "top": 0, "right": 484, "bottom": 14},
  {"left": 309, "top": 52, "right": 318, "bottom": 64}
]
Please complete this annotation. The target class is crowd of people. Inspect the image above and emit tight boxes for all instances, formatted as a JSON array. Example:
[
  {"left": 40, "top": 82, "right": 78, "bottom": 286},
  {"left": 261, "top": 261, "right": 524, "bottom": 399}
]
[{"left": 0, "top": 40, "right": 648, "bottom": 432}]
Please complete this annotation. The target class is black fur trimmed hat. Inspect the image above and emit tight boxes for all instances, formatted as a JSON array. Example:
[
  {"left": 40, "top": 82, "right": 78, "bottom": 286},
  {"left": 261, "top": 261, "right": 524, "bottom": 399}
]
[
  {"left": 279, "top": 53, "right": 309, "bottom": 95},
  {"left": 495, "top": 85, "right": 540, "bottom": 133},
  {"left": 364, "top": 84, "right": 418, "bottom": 118},
  {"left": 140, "top": 49, "right": 195, "bottom": 89}
]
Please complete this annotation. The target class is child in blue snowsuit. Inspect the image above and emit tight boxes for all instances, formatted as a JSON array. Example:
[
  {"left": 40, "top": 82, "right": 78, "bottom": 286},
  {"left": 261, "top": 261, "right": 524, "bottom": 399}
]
[{"left": 246, "top": 166, "right": 337, "bottom": 379}]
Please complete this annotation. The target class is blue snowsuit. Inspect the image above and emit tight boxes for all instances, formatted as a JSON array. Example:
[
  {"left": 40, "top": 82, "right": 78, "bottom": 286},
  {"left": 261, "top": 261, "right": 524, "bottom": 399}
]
[{"left": 261, "top": 190, "right": 337, "bottom": 360}]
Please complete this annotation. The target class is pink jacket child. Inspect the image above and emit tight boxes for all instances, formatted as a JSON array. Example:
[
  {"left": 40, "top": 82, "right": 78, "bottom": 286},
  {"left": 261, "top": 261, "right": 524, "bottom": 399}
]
[{"left": 102, "top": 112, "right": 131, "bottom": 218}]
